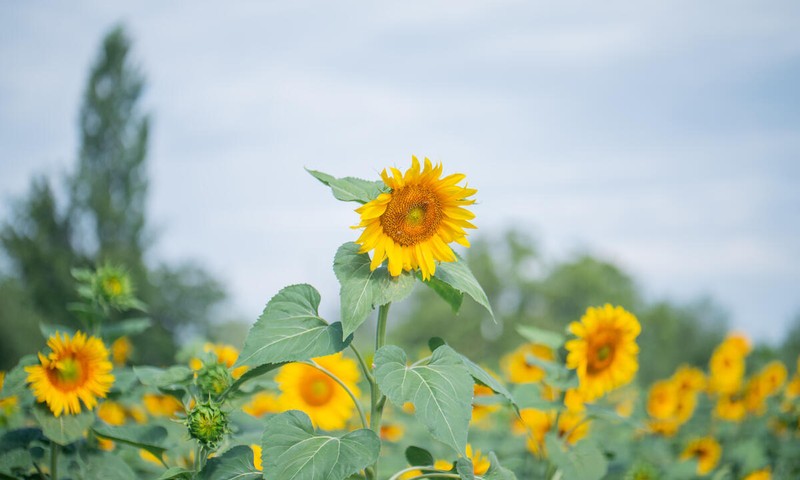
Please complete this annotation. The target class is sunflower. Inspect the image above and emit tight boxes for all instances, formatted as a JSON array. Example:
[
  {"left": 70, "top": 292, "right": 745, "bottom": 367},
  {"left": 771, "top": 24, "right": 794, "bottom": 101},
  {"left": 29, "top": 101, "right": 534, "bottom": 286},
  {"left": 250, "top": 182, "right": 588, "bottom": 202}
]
[
  {"left": 111, "top": 337, "right": 132, "bottom": 366},
  {"left": 742, "top": 467, "right": 771, "bottom": 480},
  {"left": 472, "top": 383, "right": 501, "bottom": 424},
  {"left": 380, "top": 423, "right": 405, "bottom": 442},
  {"left": 671, "top": 365, "right": 706, "bottom": 394},
  {"left": 557, "top": 410, "right": 590, "bottom": 445},
  {"left": 647, "top": 380, "right": 679, "bottom": 420},
  {"left": 516, "top": 408, "right": 555, "bottom": 457},
  {"left": 680, "top": 437, "right": 721, "bottom": 475},
  {"left": 714, "top": 395, "right": 746, "bottom": 422},
  {"left": 760, "top": 360, "right": 787, "bottom": 396},
  {"left": 97, "top": 401, "right": 126, "bottom": 425},
  {"left": 242, "top": 392, "right": 281, "bottom": 418},
  {"left": 251, "top": 444, "right": 263, "bottom": 471},
  {"left": 466, "top": 444, "right": 490, "bottom": 475},
  {"left": 502, "top": 343, "right": 555, "bottom": 384},
  {"left": 353, "top": 156, "right": 477, "bottom": 280},
  {"left": 25, "top": 331, "right": 114, "bottom": 417},
  {"left": 143, "top": 393, "right": 184, "bottom": 418},
  {"left": 708, "top": 343, "right": 746, "bottom": 395},
  {"left": 275, "top": 352, "right": 360, "bottom": 430},
  {"left": 565, "top": 305, "right": 641, "bottom": 401}
]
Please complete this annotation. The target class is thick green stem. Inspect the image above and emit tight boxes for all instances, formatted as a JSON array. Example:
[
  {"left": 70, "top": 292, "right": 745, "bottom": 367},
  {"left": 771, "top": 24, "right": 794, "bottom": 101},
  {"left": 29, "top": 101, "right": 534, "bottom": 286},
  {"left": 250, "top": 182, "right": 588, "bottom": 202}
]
[
  {"left": 50, "top": 443, "right": 58, "bottom": 480},
  {"left": 368, "top": 303, "right": 391, "bottom": 480}
]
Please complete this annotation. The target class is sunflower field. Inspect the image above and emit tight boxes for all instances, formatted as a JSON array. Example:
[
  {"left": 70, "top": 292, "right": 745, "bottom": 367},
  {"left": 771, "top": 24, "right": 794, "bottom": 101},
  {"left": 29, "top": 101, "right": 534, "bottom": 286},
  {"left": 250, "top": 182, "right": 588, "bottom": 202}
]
[{"left": 1, "top": 158, "right": 799, "bottom": 480}]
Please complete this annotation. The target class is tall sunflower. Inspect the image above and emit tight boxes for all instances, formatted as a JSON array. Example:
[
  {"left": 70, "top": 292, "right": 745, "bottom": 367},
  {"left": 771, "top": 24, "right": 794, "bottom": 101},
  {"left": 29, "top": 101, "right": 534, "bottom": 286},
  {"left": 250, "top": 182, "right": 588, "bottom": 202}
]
[
  {"left": 680, "top": 437, "right": 722, "bottom": 475},
  {"left": 25, "top": 331, "right": 115, "bottom": 417},
  {"left": 275, "top": 352, "right": 360, "bottom": 430},
  {"left": 354, "top": 156, "right": 477, "bottom": 280},
  {"left": 565, "top": 305, "right": 640, "bottom": 401}
]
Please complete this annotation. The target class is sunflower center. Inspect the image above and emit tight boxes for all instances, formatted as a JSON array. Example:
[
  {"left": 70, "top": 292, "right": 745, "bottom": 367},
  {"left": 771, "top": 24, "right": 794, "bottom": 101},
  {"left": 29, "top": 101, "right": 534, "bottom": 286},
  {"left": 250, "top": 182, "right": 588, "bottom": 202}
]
[
  {"left": 380, "top": 185, "right": 442, "bottom": 246},
  {"left": 51, "top": 356, "right": 84, "bottom": 387},
  {"left": 104, "top": 277, "right": 123, "bottom": 296},
  {"left": 588, "top": 341, "right": 616, "bottom": 374},
  {"left": 300, "top": 375, "right": 335, "bottom": 406}
]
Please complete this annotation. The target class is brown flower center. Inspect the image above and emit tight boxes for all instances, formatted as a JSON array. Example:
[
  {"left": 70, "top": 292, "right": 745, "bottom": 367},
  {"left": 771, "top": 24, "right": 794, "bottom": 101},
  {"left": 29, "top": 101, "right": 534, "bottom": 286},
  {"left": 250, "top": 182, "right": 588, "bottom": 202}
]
[
  {"left": 300, "top": 374, "right": 335, "bottom": 406},
  {"left": 587, "top": 331, "right": 618, "bottom": 374},
  {"left": 380, "top": 185, "right": 442, "bottom": 246},
  {"left": 48, "top": 355, "right": 86, "bottom": 390}
]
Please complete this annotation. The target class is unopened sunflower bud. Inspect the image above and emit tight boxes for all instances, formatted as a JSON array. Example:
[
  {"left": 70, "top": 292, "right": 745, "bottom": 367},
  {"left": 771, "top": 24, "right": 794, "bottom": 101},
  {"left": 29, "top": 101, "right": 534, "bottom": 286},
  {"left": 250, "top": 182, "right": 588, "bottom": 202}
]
[
  {"left": 196, "top": 363, "right": 232, "bottom": 396},
  {"left": 186, "top": 401, "right": 228, "bottom": 448}
]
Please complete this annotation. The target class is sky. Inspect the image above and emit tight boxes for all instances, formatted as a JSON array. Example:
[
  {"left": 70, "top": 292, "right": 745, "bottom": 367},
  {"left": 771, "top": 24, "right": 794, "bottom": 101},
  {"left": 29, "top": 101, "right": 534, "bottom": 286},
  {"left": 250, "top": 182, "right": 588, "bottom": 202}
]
[{"left": 1, "top": 1, "right": 799, "bottom": 342}]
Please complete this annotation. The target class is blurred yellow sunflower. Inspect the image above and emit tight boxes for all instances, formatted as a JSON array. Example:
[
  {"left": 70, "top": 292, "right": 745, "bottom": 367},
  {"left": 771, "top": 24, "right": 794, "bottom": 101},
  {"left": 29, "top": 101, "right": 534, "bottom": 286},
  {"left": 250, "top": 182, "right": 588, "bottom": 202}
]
[
  {"left": 471, "top": 383, "right": 501, "bottom": 424},
  {"left": 565, "top": 305, "right": 641, "bottom": 401},
  {"left": 111, "top": 337, "right": 132, "bottom": 366},
  {"left": 557, "top": 410, "right": 590, "bottom": 445},
  {"left": 97, "top": 401, "right": 126, "bottom": 425},
  {"left": 760, "top": 360, "right": 787, "bottom": 396},
  {"left": 671, "top": 365, "right": 706, "bottom": 394},
  {"left": 680, "top": 437, "right": 721, "bottom": 475},
  {"left": 25, "top": 331, "right": 114, "bottom": 417},
  {"left": 708, "top": 343, "right": 746, "bottom": 395},
  {"left": 714, "top": 394, "right": 746, "bottom": 422},
  {"left": 242, "top": 392, "right": 281, "bottom": 418},
  {"left": 502, "top": 343, "right": 555, "bottom": 384},
  {"left": 380, "top": 423, "right": 404, "bottom": 442},
  {"left": 744, "top": 376, "right": 767, "bottom": 415},
  {"left": 516, "top": 408, "right": 555, "bottom": 457},
  {"left": 251, "top": 444, "right": 263, "bottom": 471},
  {"left": 275, "top": 352, "right": 360, "bottom": 430},
  {"left": 742, "top": 467, "right": 771, "bottom": 480},
  {"left": 193, "top": 343, "right": 248, "bottom": 379},
  {"left": 0, "top": 372, "right": 19, "bottom": 416},
  {"left": 353, "top": 156, "right": 477, "bottom": 280},
  {"left": 466, "top": 444, "right": 490, "bottom": 475},
  {"left": 647, "top": 380, "right": 679, "bottom": 420},
  {"left": 142, "top": 393, "right": 184, "bottom": 418}
]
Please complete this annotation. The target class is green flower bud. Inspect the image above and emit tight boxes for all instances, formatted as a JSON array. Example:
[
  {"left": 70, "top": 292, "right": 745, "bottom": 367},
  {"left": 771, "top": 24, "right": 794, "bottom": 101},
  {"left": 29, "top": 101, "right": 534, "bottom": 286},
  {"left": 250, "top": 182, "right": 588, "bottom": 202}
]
[
  {"left": 197, "top": 363, "right": 232, "bottom": 396},
  {"left": 624, "top": 462, "right": 659, "bottom": 480},
  {"left": 186, "top": 401, "right": 228, "bottom": 448}
]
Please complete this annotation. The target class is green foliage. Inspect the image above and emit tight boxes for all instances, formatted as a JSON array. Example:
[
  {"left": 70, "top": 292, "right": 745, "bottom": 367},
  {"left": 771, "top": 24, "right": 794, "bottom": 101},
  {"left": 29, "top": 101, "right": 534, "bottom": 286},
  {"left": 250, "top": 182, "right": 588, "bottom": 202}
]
[
  {"left": 235, "top": 284, "right": 350, "bottom": 368},
  {"left": 483, "top": 452, "right": 517, "bottom": 480},
  {"left": 198, "top": 445, "right": 260, "bottom": 480},
  {"left": 424, "top": 252, "right": 494, "bottom": 319},
  {"left": 32, "top": 404, "right": 94, "bottom": 446},
  {"left": 306, "top": 169, "right": 387, "bottom": 204},
  {"left": 92, "top": 424, "right": 169, "bottom": 460},
  {"left": 334, "top": 242, "right": 417, "bottom": 337},
  {"left": 134, "top": 366, "right": 193, "bottom": 388},
  {"left": 374, "top": 345, "right": 473, "bottom": 456},
  {"left": 83, "top": 453, "right": 137, "bottom": 480},
  {"left": 545, "top": 433, "right": 608, "bottom": 480},
  {"left": 186, "top": 401, "right": 229, "bottom": 448},
  {"left": 261, "top": 410, "right": 380, "bottom": 480}
]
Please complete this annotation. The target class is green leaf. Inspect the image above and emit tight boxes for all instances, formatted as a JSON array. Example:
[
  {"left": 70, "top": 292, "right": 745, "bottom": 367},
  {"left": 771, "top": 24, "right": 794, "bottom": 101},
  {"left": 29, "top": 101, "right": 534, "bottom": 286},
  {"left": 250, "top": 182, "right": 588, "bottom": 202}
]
[
  {"left": 109, "top": 367, "right": 138, "bottom": 395},
  {"left": 235, "top": 284, "right": 351, "bottom": 368},
  {"left": 0, "top": 355, "right": 37, "bottom": 398},
  {"left": 101, "top": 317, "right": 153, "bottom": 340},
  {"left": 32, "top": 404, "right": 95, "bottom": 445},
  {"left": 405, "top": 446, "right": 434, "bottom": 467},
  {"left": 39, "top": 323, "right": 76, "bottom": 340},
  {"left": 525, "top": 355, "right": 578, "bottom": 390},
  {"left": 221, "top": 363, "right": 284, "bottom": 399},
  {"left": 420, "top": 274, "right": 463, "bottom": 313},
  {"left": 458, "top": 355, "right": 516, "bottom": 409},
  {"left": 374, "top": 345, "right": 473, "bottom": 455},
  {"left": 133, "top": 366, "right": 193, "bottom": 388},
  {"left": 545, "top": 434, "right": 607, "bottom": 480},
  {"left": 483, "top": 452, "right": 516, "bottom": 480},
  {"left": 156, "top": 467, "right": 194, "bottom": 480},
  {"left": 306, "top": 168, "right": 386, "bottom": 204},
  {"left": 455, "top": 458, "right": 474, "bottom": 480},
  {"left": 429, "top": 254, "right": 493, "bottom": 319},
  {"left": 0, "top": 428, "right": 44, "bottom": 451},
  {"left": 261, "top": 410, "right": 380, "bottom": 480},
  {"left": 333, "top": 243, "right": 417, "bottom": 337},
  {"left": 92, "top": 424, "right": 168, "bottom": 460},
  {"left": 198, "top": 445, "right": 261, "bottom": 480},
  {"left": 512, "top": 384, "right": 563, "bottom": 411},
  {"left": 516, "top": 325, "right": 565, "bottom": 350},
  {"left": 0, "top": 449, "right": 32, "bottom": 477},
  {"left": 84, "top": 453, "right": 136, "bottom": 480}
]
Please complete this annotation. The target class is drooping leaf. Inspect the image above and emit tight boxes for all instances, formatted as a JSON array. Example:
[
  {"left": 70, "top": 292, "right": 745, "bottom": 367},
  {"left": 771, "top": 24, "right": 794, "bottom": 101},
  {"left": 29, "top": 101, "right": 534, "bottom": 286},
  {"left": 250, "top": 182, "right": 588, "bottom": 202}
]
[
  {"left": 261, "top": 410, "right": 380, "bottom": 480},
  {"left": 235, "top": 284, "right": 351, "bottom": 369},
  {"left": 545, "top": 434, "right": 607, "bottom": 480},
  {"left": 455, "top": 458, "right": 474, "bottom": 480},
  {"left": 374, "top": 345, "right": 473, "bottom": 455},
  {"left": 221, "top": 363, "right": 285, "bottom": 400},
  {"left": 306, "top": 168, "right": 386, "bottom": 204},
  {"left": 92, "top": 424, "right": 168, "bottom": 460},
  {"left": 459, "top": 355, "right": 516, "bottom": 408},
  {"left": 512, "top": 384, "right": 563, "bottom": 411},
  {"left": 198, "top": 445, "right": 261, "bottom": 480},
  {"left": 516, "top": 325, "right": 565, "bottom": 350},
  {"left": 419, "top": 273, "right": 463, "bottom": 313},
  {"left": 133, "top": 366, "right": 193, "bottom": 388},
  {"left": 483, "top": 452, "right": 517, "bottom": 480},
  {"left": 0, "top": 449, "right": 32, "bottom": 477},
  {"left": 32, "top": 404, "right": 95, "bottom": 446},
  {"left": 333, "top": 243, "right": 417, "bottom": 337},
  {"left": 156, "top": 467, "right": 194, "bottom": 480},
  {"left": 429, "top": 254, "right": 493, "bottom": 319},
  {"left": 84, "top": 453, "right": 136, "bottom": 480}
]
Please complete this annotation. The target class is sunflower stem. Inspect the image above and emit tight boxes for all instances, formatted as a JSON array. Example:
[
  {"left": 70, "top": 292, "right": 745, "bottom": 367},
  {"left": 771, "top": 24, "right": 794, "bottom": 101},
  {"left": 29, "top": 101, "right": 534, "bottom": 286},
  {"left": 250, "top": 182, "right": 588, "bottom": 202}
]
[
  {"left": 349, "top": 344, "right": 374, "bottom": 385},
  {"left": 50, "top": 443, "right": 58, "bottom": 480},
  {"left": 368, "top": 302, "right": 391, "bottom": 480}
]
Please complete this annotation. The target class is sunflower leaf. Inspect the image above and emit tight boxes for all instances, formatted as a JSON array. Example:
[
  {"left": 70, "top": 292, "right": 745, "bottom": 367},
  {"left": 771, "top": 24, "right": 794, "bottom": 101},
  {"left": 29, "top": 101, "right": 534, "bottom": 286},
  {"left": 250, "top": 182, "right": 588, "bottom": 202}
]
[
  {"left": 419, "top": 273, "right": 464, "bottom": 313},
  {"left": 516, "top": 325, "right": 565, "bottom": 350},
  {"left": 456, "top": 457, "right": 475, "bottom": 480},
  {"left": 92, "top": 424, "right": 168, "bottom": 460},
  {"left": 261, "top": 410, "right": 380, "bottom": 480},
  {"left": 306, "top": 168, "right": 386, "bottom": 204},
  {"left": 483, "top": 452, "right": 517, "bottom": 480},
  {"left": 405, "top": 446, "right": 434, "bottom": 467},
  {"left": 84, "top": 453, "right": 137, "bottom": 480},
  {"left": 32, "top": 404, "right": 95, "bottom": 446},
  {"left": 374, "top": 345, "right": 473, "bottom": 456},
  {"left": 133, "top": 366, "right": 193, "bottom": 388},
  {"left": 198, "top": 445, "right": 260, "bottom": 480},
  {"left": 235, "top": 284, "right": 351, "bottom": 368},
  {"left": 0, "top": 354, "right": 37, "bottom": 398},
  {"left": 429, "top": 254, "right": 494, "bottom": 319},
  {"left": 333, "top": 243, "right": 417, "bottom": 338},
  {"left": 545, "top": 433, "right": 607, "bottom": 480}
]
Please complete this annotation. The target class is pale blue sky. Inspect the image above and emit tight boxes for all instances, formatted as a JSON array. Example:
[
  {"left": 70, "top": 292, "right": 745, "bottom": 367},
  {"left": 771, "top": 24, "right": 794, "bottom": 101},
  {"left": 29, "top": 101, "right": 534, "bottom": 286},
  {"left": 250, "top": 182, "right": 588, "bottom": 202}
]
[{"left": 1, "top": 1, "right": 799, "bottom": 342}]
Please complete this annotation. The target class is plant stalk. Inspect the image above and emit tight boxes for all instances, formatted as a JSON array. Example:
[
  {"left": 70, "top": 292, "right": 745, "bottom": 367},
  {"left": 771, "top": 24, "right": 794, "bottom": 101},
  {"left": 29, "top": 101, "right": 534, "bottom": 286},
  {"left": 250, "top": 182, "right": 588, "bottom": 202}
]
[
  {"left": 368, "top": 302, "right": 391, "bottom": 480},
  {"left": 50, "top": 443, "right": 58, "bottom": 480}
]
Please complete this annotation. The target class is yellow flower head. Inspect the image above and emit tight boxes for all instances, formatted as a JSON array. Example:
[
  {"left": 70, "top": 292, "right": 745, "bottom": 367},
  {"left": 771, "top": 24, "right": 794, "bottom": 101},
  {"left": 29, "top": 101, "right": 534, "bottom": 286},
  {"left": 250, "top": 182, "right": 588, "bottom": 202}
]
[
  {"left": 25, "top": 331, "right": 115, "bottom": 417},
  {"left": 111, "top": 337, "right": 132, "bottom": 366},
  {"left": 648, "top": 418, "right": 680, "bottom": 437},
  {"left": 243, "top": 392, "right": 281, "bottom": 418},
  {"left": 760, "top": 360, "right": 788, "bottom": 396},
  {"left": 680, "top": 437, "right": 721, "bottom": 475},
  {"left": 354, "top": 156, "right": 477, "bottom": 280},
  {"left": 502, "top": 343, "right": 555, "bottom": 384},
  {"left": 708, "top": 342, "right": 746, "bottom": 395},
  {"left": 743, "top": 467, "right": 771, "bottom": 480},
  {"left": 714, "top": 394, "right": 746, "bottom": 422},
  {"left": 466, "top": 444, "right": 490, "bottom": 475},
  {"left": 671, "top": 365, "right": 706, "bottom": 394},
  {"left": 472, "top": 383, "right": 501, "bottom": 424},
  {"left": 251, "top": 444, "right": 263, "bottom": 471},
  {"left": 97, "top": 401, "right": 127, "bottom": 425},
  {"left": 275, "top": 352, "right": 360, "bottom": 430},
  {"left": 557, "top": 410, "right": 590, "bottom": 445},
  {"left": 143, "top": 393, "right": 184, "bottom": 418},
  {"left": 0, "top": 372, "right": 19, "bottom": 417},
  {"left": 380, "top": 423, "right": 405, "bottom": 442},
  {"left": 744, "top": 375, "right": 767, "bottom": 415},
  {"left": 516, "top": 408, "right": 555, "bottom": 457},
  {"left": 201, "top": 343, "right": 248, "bottom": 379},
  {"left": 720, "top": 333, "right": 751, "bottom": 356},
  {"left": 647, "top": 380, "right": 679, "bottom": 420},
  {"left": 565, "top": 305, "right": 641, "bottom": 401}
]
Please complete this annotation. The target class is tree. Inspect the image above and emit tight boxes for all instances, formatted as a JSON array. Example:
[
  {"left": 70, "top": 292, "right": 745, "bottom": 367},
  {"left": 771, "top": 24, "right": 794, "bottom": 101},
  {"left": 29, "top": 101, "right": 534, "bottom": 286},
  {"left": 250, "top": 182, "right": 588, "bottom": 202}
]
[{"left": 0, "top": 25, "right": 225, "bottom": 368}]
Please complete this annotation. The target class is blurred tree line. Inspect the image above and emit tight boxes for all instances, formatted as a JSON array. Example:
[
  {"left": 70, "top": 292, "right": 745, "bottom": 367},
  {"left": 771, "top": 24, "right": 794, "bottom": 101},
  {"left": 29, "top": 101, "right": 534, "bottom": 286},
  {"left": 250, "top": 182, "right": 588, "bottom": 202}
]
[
  {"left": 390, "top": 229, "right": 800, "bottom": 385},
  {"left": 0, "top": 26, "right": 225, "bottom": 369}
]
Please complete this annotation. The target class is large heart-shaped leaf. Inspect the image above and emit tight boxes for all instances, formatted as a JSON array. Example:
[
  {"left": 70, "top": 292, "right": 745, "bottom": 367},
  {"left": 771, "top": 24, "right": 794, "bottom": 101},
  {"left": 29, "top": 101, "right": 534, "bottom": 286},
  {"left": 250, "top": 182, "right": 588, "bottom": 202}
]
[
  {"left": 261, "top": 411, "right": 380, "bottom": 480},
  {"left": 374, "top": 345, "right": 472, "bottom": 455},
  {"left": 32, "top": 404, "right": 95, "bottom": 446},
  {"left": 235, "top": 284, "right": 350, "bottom": 369},
  {"left": 306, "top": 169, "right": 386, "bottom": 204},
  {"left": 333, "top": 243, "right": 417, "bottom": 337}
]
